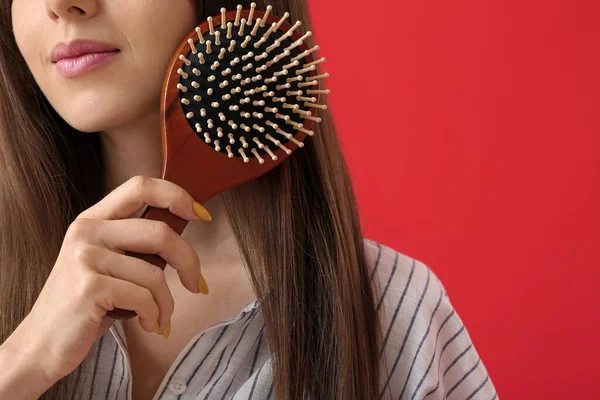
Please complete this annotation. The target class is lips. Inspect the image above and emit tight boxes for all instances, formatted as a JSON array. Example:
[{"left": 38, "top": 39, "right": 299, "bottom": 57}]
[
  {"left": 50, "top": 39, "right": 119, "bottom": 63},
  {"left": 50, "top": 39, "right": 120, "bottom": 77}
]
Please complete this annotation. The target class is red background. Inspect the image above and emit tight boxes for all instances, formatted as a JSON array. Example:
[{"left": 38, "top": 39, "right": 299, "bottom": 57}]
[{"left": 308, "top": 0, "right": 600, "bottom": 398}]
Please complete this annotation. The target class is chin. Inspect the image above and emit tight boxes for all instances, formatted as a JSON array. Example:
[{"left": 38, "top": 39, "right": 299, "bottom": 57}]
[
  {"left": 57, "top": 99, "right": 147, "bottom": 133},
  {"left": 61, "top": 109, "right": 124, "bottom": 133},
  {"left": 67, "top": 119, "right": 111, "bottom": 133},
  {"left": 43, "top": 80, "right": 160, "bottom": 132}
]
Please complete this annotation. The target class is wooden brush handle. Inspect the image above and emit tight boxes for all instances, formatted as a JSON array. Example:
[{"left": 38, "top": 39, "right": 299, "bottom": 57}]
[{"left": 105, "top": 206, "right": 190, "bottom": 320}]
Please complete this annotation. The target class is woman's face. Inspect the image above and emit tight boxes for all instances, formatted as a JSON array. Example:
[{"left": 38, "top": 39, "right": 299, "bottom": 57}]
[{"left": 11, "top": 0, "right": 197, "bottom": 132}]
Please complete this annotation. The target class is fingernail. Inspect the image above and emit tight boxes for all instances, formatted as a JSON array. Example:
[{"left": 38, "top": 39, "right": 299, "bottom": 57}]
[
  {"left": 193, "top": 201, "right": 212, "bottom": 221},
  {"left": 162, "top": 320, "right": 171, "bottom": 339},
  {"left": 153, "top": 321, "right": 162, "bottom": 334},
  {"left": 197, "top": 273, "right": 209, "bottom": 295}
]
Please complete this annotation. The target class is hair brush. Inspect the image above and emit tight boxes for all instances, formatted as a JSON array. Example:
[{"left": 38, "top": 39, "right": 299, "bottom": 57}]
[{"left": 106, "top": 3, "right": 330, "bottom": 319}]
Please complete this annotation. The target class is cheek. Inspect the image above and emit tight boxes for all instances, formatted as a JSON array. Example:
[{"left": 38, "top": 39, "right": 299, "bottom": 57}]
[
  {"left": 121, "top": 7, "right": 198, "bottom": 101},
  {"left": 12, "top": 4, "right": 53, "bottom": 97},
  {"left": 11, "top": 1, "right": 198, "bottom": 133},
  {"left": 129, "top": 1, "right": 198, "bottom": 55},
  {"left": 12, "top": 11, "right": 40, "bottom": 73}
]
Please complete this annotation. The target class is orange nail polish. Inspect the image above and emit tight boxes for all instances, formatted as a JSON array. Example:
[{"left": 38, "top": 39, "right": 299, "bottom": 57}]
[
  {"left": 162, "top": 320, "right": 171, "bottom": 339},
  {"left": 197, "top": 273, "right": 209, "bottom": 295},
  {"left": 193, "top": 201, "right": 212, "bottom": 221}
]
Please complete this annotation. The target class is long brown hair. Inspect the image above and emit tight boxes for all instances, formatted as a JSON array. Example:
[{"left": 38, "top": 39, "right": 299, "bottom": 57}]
[{"left": 0, "top": 0, "right": 382, "bottom": 398}]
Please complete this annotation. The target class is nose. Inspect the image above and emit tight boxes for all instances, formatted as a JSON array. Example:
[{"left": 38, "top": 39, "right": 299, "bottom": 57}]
[{"left": 45, "top": 0, "right": 98, "bottom": 21}]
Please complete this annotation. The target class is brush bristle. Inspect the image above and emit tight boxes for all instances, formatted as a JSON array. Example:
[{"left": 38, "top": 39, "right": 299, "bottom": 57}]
[{"left": 176, "top": 3, "right": 329, "bottom": 164}]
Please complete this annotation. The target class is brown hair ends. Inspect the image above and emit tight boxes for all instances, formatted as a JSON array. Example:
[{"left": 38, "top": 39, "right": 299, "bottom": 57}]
[{"left": 0, "top": 0, "right": 383, "bottom": 398}]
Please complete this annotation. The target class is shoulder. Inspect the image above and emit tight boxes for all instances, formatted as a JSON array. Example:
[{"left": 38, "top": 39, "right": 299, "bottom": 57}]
[
  {"left": 363, "top": 238, "right": 448, "bottom": 321},
  {"left": 362, "top": 238, "right": 499, "bottom": 400}
]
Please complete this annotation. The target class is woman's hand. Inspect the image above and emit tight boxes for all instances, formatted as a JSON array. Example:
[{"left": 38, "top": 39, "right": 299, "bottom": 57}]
[{"left": 2, "top": 175, "right": 211, "bottom": 390}]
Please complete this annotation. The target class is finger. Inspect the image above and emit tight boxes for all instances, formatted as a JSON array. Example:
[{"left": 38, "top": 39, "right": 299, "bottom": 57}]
[
  {"left": 91, "top": 247, "right": 175, "bottom": 332},
  {"left": 93, "top": 218, "right": 202, "bottom": 295},
  {"left": 93, "top": 275, "right": 160, "bottom": 333},
  {"left": 97, "top": 315, "right": 117, "bottom": 340},
  {"left": 77, "top": 175, "right": 211, "bottom": 222}
]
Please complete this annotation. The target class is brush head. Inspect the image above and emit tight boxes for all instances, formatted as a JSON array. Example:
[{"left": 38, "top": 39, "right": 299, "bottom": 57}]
[
  {"left": 175, "top": 3, "right": 329, "bottom": 164},
  {"left": 105, "top": 5, "right": 330, "bottom": 320}
]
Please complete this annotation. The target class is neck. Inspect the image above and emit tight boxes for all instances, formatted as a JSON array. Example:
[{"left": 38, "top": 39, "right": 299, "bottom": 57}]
[
  {"left": 99, "top": 110, "right": 241, "bottom": 270},
  {"left": 100, "top": 110, "right": 163, "bottom": 197}
]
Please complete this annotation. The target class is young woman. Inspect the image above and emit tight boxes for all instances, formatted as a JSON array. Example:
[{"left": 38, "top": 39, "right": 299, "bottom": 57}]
[{"left": 0, "top": 0, "right": 498, "bottom": 399}]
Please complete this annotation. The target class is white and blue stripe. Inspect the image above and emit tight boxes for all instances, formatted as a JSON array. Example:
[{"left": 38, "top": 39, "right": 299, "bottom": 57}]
[{"left": 74, "top": 239, "right": 498, "bottom": 399}]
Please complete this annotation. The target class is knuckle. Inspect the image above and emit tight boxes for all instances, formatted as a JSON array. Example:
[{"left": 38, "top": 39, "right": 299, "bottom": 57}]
[
  {"left": 151, "top": 220, "right": 172, "bottom": 242},
  {"left": 71, "top": 244, "right": 95, "bottom": 266},
  {"left": 150, "top": 266, "right": 166, "bottom": 287},
  {"left": 66, "top": 217, "right": 93, "bottom": 240},
  {"left": 74, "top": 210, "right": 88, "bottom": 220},
  {"left": 79, "top": 272, "right": 101, "bottom": 298},
  {"left": 129, "top": 175, "right": 151, "bottom": 191},
  {"left": 140, "top": 287, "right": 154, "bottom": 306},
  {"left": 173, "top": 185, "right": 189, "bottom": 204}
]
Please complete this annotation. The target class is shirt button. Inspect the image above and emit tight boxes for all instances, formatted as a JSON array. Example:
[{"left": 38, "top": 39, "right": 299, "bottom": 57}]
[{"left": 168, "top": 378, "right": 187, "bottom": 395}]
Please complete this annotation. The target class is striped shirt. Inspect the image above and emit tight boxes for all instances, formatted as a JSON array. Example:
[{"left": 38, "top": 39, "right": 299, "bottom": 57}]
[{"left": 73, "top": 238, "right": 498, "bottom": 399}]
